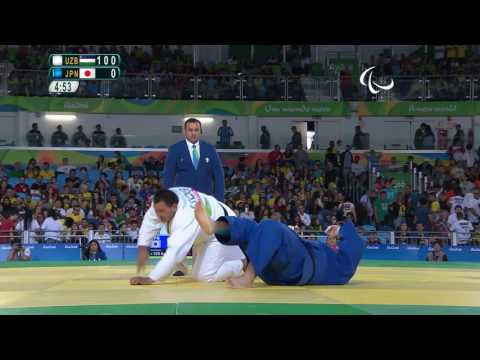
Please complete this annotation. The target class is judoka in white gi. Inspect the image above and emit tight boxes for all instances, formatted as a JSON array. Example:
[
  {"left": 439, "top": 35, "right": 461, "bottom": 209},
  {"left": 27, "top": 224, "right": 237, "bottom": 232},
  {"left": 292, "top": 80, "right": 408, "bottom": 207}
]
[{"left": 130, "top": 187, "right": 245, "bottom": 285}]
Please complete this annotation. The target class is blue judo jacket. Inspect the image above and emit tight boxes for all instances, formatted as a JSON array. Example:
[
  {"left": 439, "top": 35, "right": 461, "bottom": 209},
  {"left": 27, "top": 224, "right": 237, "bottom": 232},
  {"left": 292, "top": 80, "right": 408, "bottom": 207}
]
[{"left": 216, "top": 217, "right": 364, "bottom": 286}]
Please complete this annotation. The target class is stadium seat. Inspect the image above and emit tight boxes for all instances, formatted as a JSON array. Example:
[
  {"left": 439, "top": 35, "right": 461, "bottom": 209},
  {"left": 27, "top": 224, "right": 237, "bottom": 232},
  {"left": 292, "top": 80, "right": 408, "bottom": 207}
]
[
  {"left": 56, "top": 174, "right": 67, "bottom": 190},
  {"left": 25, "top": 178, "right": 35, "bottom": 187},
  {"left": 88, "top": 170, "right": 101, "bottom": 184},
  {"left": 7, "top": 178, "right": 20, "bottom": 187},
  {"left": 105, "top": 169, "right": 114, "bottom": 183}
]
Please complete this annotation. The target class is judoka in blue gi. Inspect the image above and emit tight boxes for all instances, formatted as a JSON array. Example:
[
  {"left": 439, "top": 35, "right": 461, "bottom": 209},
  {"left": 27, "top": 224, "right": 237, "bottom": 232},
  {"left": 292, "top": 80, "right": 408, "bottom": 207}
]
[{"left": 194, "top": 201, "right": 365, "bottom": 288}]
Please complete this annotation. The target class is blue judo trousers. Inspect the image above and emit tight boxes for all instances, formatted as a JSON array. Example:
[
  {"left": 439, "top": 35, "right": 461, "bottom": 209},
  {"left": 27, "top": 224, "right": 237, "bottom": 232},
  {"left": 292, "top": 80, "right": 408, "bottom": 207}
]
[{"left": 215, "top": 217, "right": 365, "bottom": 286}]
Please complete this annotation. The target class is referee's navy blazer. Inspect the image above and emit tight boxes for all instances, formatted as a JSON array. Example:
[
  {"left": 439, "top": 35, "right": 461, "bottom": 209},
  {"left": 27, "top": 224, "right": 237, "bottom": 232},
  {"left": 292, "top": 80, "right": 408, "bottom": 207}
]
[{"left": 163, "top": 140, "right": 225, "bottom": 201}]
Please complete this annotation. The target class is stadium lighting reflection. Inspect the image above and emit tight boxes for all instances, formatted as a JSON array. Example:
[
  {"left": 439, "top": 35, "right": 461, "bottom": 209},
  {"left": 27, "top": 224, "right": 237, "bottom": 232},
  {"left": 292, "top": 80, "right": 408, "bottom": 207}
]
[{"left": 45, "top": 114, "right": 77, "bottom": 121}]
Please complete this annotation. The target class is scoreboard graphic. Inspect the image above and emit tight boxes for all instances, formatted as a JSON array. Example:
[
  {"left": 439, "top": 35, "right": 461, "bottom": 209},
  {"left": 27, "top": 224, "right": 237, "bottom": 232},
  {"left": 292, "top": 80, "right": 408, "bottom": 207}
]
[
  {"left": 48, "top": 54, "right": 121, "bottom": 94},
  {"left": 150, "top": 235, "right": 168, "bottom": 257}
]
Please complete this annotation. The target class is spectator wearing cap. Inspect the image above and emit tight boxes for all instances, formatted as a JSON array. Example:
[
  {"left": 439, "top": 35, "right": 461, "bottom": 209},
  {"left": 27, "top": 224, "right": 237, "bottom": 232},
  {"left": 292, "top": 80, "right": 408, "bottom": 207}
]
[
  {"left": 110, "top": 128, "right": 127, "bottom": 148},
  {"left": 50, "top": 125, "right": 68, "bottom": 147},
  {"left": 91, "top": 124, "right": 107, "bottom": 148},
  {"left": 71, "top": 125, "right": 89, "bottom": 147},
  {"left": 26, "top": 123, "right": 44, "bottom": 147}
]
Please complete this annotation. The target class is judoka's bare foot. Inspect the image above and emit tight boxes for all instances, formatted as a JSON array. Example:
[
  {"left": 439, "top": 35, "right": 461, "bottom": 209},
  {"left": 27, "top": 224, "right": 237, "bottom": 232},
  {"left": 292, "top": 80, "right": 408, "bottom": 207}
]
[{"left": 227, "top": 275, "right": 254, "bottom": 288}]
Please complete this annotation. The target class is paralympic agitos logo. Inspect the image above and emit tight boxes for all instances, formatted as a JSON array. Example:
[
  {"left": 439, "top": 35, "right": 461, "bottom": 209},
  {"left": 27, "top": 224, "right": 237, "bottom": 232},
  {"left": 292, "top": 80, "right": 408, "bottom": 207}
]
[{"left": 359, "top": 66, "right": 394, "bottom": 95}]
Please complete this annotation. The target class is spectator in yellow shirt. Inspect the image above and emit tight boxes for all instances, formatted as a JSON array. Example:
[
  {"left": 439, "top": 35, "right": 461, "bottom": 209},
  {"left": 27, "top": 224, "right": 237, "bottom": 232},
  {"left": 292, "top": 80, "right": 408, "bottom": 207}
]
[
  {"left": 68, "top": 205, "right": 85, "bottom": 224},
  {"left": 39, "top": 162, "right": 54, "bottom": 180}
]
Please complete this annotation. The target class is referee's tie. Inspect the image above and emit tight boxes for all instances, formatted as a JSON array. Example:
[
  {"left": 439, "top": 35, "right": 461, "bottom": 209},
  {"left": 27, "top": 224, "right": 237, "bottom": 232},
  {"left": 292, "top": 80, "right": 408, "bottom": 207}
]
[{"left": 192, "top": 144, "right": 200, "bottom": 169}]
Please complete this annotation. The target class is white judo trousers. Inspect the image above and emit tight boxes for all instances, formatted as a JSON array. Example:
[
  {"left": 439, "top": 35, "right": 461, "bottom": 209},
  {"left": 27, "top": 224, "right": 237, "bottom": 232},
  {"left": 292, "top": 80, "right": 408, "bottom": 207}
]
[{"left": 137, "top": 187, "right": 245, "bottom": 282}]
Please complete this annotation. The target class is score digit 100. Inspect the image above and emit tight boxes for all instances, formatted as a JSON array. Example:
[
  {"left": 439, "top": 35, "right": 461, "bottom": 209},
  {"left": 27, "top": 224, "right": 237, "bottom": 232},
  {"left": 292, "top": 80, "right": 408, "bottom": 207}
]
[{"left": 95, "top": 54, "right": 121, "bottom": 66}]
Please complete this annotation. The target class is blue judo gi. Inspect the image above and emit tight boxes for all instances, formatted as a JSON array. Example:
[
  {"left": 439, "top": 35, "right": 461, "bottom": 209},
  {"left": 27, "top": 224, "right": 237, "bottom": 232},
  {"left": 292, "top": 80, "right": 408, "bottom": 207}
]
[{"left": 215, "top": 217, "right": 365, "bottom": 286}]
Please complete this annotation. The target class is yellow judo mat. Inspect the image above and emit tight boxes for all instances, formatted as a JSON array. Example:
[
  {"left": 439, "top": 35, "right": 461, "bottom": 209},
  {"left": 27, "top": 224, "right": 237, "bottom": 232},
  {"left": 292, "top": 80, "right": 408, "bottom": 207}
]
[{"left": 2, "top": 260, "right": 480, "bottom": 314}]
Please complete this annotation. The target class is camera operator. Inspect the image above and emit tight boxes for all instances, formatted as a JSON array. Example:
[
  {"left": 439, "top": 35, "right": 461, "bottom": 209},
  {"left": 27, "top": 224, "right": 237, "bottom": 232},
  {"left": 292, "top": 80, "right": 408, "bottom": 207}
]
[{"left": 7, "top": 240, "right": 31, "bottom": 261}]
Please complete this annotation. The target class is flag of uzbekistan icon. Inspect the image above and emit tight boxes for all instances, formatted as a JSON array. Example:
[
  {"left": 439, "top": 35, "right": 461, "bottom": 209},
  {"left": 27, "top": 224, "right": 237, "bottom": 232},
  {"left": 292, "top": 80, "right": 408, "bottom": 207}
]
[
  {"left": 79, "top": 68, "right": 96, "bottom": 79},
  {"left": 79, "top": 56, "right": 96, "bottom": 66}
]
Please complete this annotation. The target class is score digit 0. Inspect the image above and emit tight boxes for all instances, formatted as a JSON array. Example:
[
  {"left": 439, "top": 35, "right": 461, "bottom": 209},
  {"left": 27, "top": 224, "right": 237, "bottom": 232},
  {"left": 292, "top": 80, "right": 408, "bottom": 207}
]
[{"left": 96, "top": 55, "right": 120, "bottom": 66}]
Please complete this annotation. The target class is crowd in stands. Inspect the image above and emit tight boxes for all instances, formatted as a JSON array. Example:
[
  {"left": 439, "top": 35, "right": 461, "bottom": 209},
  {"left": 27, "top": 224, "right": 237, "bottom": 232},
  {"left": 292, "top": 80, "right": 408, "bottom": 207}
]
[
  {"left": 2, "top": 131, "right": 480, "bottom": 254},
  {"left": 3, "top": 45, "right": 480, "bottom": 101}
]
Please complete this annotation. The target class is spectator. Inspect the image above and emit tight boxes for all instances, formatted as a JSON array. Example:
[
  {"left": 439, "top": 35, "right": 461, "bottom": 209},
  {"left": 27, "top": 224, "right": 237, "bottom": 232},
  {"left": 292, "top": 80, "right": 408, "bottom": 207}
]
[
  {"left": 451, "top": 212, "right": 473, "bottom": 245},
  {"left": 71, "top": 125, "right": 89, "bottom": 147},
  {"left": 414, "top": 123, "right": 426, "bottom": 149},
  {"left": 93, "top": 224, "right": 112, "bottom": 244},
  {"left": 126, "top": 220, "right": 139, "bottom": 242},
  {"left": 426, "top": 240, "right": 448, "bottom": 262},
  {"left": 66, "top": 169, "right": 81, "bottom": 189},
  {"left": 464, "top": 144, "right": 478, "bottom": 169},
  {"left": 352, "top": 125, "right": 369, "bottom": 150},
  {"left": 374, "top": 190, "right": 389, "bottom": 228},
  {"left": 298, "top": 205, "right": 311, "bottom": 228},
  {"left": 260, "top": 125, "right": 271, "bottom": 149},
  {"left": 30, "top": 213, "right": 45, "bottom": 243},
  {"left": 50, "top": 125, "right": 68, "bottom": 147},
  {"left": 91, "top": 124, "right": 107, "bottom": 147},
  {"left": 268, "top": 144, "right": 283, "bottom": 169},
  {"left": 217, "top": 119, "right": 234, "bottom": 148},
  {"left": 340, "top": 144, "right": 353, "bottom": 182},
  {"left": 453, "top": 124, "right": 465, "bottom": 147},
  {"left": 96, "top": 155, "right": 107, "bottom": 171},
  {"left": 26, "top": 123, "right": 44, "bottom": 147},
  {"left": 110, "top": 127, "right": 127, "bottom": 148},
  {"left": 56, "top": 157, "right": 76, "bottom": 175},
  {"left": 448, "top": 189, "right": 464, "bottom": 214},
  {"left": 366, "top": 232, "right": 381, "bottom": 245},
  {"left": 164, "top": 118, "right": 225, "bottom": 201},
  {"left": 9, "top": 162, "right": 25, "bottom": 178},
  {"left": 293, "top": 144, "right": 309, "bottom": 171},
  {"left": 290, "top": 126, "right": 302, "bottom": 149},
  {"left": 7, "top": 240, "right": 31, "bottom": 261},
  {"left": 325, "top": 141, "right": 338, "bottom": 167},
  {"left": 414, "top": 197, "right": 433, "bottom": 231},
  {"left": 422, "top": 124, "right": 435, "bottom": 149},
  {"left": 39, "top": 162, "right": 54, "bottom": 180},
  {"left": 41, "top": 209, "right": 63, "bottom": 242},
  {"left": 82, "top": 239, "right": 107, "bottom": 261},
  {"left": 0, "top": 212, "right": 15, "bottom": 244},
  {"left": 396, "top": 222, "right": 410, "bottom": 244}
]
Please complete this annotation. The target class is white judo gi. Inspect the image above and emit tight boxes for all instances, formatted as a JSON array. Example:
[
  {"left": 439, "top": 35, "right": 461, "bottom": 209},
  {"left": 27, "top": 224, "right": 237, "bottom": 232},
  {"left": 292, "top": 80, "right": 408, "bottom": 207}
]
[{"left": 138, "top": 187, "right": 245, "bottom": 282}]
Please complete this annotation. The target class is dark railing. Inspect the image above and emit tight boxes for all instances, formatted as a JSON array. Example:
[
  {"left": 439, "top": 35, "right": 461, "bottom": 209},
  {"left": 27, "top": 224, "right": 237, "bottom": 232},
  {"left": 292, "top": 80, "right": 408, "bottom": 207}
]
[{"left": 4, "top": 70, "right": 480, "bottom": 101}]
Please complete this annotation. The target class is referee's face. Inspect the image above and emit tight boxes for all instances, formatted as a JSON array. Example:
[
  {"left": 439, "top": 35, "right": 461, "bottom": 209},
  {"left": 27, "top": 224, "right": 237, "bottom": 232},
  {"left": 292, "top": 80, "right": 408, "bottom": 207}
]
[{"left": 185, "top": 122, "right": 201, "bottom": 144}]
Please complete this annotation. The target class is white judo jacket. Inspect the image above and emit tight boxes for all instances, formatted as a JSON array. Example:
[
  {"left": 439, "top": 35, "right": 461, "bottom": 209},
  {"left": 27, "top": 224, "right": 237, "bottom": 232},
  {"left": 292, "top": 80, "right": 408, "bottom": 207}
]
[{"left": 138, "top": 187, "right": 241, "bottom": 281}]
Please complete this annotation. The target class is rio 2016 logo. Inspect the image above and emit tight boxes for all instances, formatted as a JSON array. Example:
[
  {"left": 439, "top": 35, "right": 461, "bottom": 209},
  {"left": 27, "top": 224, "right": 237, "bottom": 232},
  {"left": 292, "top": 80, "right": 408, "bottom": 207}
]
[{"left": 359, "top": 66, "right": 394, "bottom": 95}]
